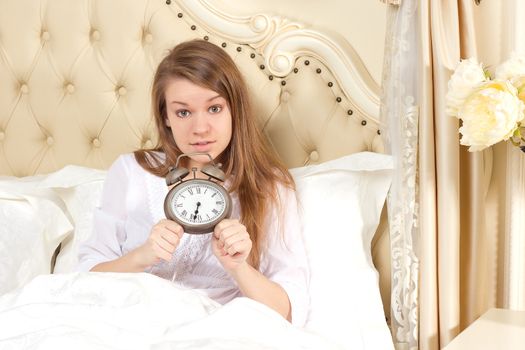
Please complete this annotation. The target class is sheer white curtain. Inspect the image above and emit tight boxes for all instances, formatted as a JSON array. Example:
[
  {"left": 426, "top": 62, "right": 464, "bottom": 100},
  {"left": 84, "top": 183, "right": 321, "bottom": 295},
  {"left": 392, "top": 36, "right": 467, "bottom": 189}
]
[{"left": 379, "top": 0, "right": 419, "bottom": 349}]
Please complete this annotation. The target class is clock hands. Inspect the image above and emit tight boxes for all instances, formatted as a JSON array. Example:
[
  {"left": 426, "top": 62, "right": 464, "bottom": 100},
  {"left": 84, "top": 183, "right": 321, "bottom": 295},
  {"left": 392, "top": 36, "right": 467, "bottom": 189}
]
[
  {"left": 194, "top": 201, "right": 201, "bottom": 215},
  {"left": 192, "top": 201, "right": 201, "bottom": 221}
]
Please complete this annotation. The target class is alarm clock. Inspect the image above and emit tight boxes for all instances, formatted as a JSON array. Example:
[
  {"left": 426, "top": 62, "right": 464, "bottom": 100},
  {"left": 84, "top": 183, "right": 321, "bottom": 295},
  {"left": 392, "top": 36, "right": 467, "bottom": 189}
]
[{"left": 164, "top": 153, "right": 232, "bottom": 234}]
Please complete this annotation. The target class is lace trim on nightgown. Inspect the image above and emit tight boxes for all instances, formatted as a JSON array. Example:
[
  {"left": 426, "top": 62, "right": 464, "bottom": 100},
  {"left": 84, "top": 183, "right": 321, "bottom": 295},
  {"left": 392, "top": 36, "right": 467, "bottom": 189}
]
[{"left": 144, "top": 170, "right": 209, "bottom": 283}]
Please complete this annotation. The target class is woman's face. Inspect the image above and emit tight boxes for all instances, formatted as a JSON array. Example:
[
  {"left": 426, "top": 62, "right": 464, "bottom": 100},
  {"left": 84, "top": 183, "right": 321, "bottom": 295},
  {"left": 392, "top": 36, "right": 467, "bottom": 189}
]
[{"left": 164, "top": 78, "right": 232, "bottom": 170}]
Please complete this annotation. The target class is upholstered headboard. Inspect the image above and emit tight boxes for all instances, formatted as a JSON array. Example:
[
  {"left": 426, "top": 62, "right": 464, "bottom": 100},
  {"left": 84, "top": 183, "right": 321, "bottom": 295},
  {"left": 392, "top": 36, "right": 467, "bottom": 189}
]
[{"left": 0, "top": 0, "right": 390, "bottom": 320}]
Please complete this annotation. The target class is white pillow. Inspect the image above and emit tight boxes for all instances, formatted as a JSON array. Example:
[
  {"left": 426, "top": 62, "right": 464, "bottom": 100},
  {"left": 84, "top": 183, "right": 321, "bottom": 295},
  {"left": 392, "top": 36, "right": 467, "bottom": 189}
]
[
  {"left": 0, "top": 178, "right": 72, "bottom": 295},
  {"left": 38, "top": 166, "right": 106, "bottom": 273},
  {"left": 290, "top": 152, "right": 394, "bottom": 350}
]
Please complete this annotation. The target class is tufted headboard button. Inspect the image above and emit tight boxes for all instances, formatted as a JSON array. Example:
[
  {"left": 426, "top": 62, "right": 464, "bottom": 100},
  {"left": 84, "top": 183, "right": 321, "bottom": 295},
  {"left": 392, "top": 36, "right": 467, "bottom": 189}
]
[
  {"left": 41, "top": 31, "right": 50, "bottom": 42},
  {"left": 20, "top": 84, "right": 29, "bottom": 94},
  {"left": 65, "top": 83, "right": 75, "bottom": 94},
  {"left": 117, "top": 86, "right": 127, "bottom": 96},
  {"left": 92, "top": 138, "right": 101, "bottom": 148},
  {"left": 144, "top": 139, "right": 153, "bottom": 149},
  {"left": 46, "top": 137, "right": 54, "bottom": 146},
  {"left": 309, "top": 150, "right": 319, "bottom": 162},
  {"left": 90, "top": 29, "right": 101, "bottom": 42},
  {"left": 143, "top": 32, "right": 153, "bottom": 44},
  {"left": 0, "top": 131, "right": 5, "bottom": 141}
]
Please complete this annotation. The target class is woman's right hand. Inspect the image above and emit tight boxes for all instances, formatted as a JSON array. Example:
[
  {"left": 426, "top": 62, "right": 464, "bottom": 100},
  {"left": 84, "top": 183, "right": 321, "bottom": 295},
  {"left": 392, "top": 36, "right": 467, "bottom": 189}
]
[{"left": 133, "top": 219, "right": 184, "bottom": 269}]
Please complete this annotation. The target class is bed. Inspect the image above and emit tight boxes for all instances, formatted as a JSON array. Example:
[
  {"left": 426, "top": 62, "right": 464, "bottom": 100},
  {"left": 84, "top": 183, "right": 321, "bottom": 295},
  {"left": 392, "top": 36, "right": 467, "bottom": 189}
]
[{"left": 0, "top": 1, "right": 394, "bottom": 349}]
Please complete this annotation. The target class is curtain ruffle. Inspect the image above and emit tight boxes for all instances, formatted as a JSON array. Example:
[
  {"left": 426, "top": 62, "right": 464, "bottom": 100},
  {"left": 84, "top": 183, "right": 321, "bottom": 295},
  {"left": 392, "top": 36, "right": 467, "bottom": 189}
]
[{"left": 380, "top": 0, "right": 419, "bottom": 349}]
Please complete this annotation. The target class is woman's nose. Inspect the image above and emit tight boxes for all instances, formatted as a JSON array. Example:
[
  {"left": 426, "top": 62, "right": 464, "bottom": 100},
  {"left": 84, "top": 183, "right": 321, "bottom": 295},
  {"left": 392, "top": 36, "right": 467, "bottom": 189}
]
[{"left": 191, "top": 113, "right": 210, "bottom": 134}]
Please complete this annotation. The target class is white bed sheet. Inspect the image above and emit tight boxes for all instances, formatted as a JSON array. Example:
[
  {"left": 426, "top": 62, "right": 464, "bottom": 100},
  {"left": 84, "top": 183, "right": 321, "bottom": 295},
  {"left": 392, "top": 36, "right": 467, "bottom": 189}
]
[{"left": 0, "top": 272, "right": 341, "bottom": 350}]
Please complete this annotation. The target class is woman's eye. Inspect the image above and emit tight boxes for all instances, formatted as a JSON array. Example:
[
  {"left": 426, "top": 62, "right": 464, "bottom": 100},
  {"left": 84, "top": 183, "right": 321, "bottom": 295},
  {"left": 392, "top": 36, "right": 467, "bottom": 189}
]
[
  {"left": 176, "top": 109, "right": 191, "bottom": 118},
  {"left": 209, "top": 105, "right": 222, "bottom": 114}
]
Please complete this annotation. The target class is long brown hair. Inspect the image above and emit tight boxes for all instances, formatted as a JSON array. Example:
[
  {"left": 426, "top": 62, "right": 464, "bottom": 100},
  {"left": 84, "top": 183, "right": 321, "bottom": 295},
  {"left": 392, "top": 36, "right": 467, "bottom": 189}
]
[{"left": 135, "top": 39, "right": 294, "bottom": 268}]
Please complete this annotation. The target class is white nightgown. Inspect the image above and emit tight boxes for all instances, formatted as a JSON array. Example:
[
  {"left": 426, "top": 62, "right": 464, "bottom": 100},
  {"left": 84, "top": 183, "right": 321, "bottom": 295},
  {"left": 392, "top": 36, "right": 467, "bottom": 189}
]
[{"left": 77, "top": 153, "right": 310, "bottom": 326}]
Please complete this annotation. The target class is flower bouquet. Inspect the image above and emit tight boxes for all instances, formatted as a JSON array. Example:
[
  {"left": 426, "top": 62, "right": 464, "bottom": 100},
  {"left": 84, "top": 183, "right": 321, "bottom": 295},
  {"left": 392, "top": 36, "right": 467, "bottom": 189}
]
[{"left": 446, "top": 54, "right": 525, "bottom": 152}]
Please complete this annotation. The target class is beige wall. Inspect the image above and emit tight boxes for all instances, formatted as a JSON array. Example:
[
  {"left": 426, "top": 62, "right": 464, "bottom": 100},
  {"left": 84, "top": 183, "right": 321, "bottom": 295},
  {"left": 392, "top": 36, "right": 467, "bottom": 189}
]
[{"left": 206, "top": 0, "right": 387, "bottom": 84}]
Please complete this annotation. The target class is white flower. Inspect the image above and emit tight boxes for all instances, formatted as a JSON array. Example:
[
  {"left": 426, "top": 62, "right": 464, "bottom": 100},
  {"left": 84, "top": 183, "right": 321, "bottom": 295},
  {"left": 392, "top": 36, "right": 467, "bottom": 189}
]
[
  {"left": 446, "top": 57, "right": 487, "bottom": 117},
  {"left": 512, "top": 76, "right": 525, "bottom": 102},
  {"left": 459, "top": 80, "right": 525, "bottom": 151},
  {"left": 495, "top": 53, "right": 525, "bottom": 80}
]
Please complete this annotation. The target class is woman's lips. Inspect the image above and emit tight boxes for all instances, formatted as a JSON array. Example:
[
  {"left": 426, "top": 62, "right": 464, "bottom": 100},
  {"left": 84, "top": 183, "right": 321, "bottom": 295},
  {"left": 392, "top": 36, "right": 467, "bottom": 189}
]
[{"left": 191, "top": 141, "right": 214, "bottom": 152}]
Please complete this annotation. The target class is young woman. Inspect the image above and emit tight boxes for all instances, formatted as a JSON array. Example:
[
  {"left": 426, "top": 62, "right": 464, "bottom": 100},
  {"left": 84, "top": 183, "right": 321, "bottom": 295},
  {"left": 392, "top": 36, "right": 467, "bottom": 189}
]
[{"left": 78, "top": 39, "right": 309, "bottom": 325}]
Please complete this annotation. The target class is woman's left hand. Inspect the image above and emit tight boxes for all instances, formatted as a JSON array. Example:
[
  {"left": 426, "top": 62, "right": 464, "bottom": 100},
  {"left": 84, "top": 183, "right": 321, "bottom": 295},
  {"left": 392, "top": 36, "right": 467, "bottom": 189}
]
[{"left": 212, "top": 219, "right": 252, "bottom": 272}]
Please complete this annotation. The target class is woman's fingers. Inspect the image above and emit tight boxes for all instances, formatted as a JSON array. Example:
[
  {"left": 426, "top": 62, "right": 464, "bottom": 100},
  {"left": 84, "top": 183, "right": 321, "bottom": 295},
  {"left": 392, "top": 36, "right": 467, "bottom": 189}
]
[
  {"left": 213, "top": 219, "right": 251, "bottom": 257},
  {"left": 214, "top": 219, "right": 246, "bottom": 241},
  {"left": 213, "top": 219, "right": 237, "bottom": 239},
  {"left": 153, "top": 241, "right": 175, "bottom": 262},
  {"left": 223, "top": 230, "right": 249, "bottom": 246},
  {"left": 226, "top": 239, "right": 251, "bottom": 256},
  {"left": 211, "top": 219, "right": 252, "bottom": 272},
  {"left": 160, "top": 219, "right": 184, "bottom": 238},
  {"left": 149, "top": 220, "right": 184, "bottom": 261},
  {"left": 154, "top": 233, "right": 177, "bottom": 254}
]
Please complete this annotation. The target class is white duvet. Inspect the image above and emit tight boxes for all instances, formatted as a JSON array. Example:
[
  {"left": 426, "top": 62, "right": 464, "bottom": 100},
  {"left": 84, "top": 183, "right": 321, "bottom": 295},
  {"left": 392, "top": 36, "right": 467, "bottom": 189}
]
[{"left": 0, "top": 272, "right": 340, "bottom": 350}]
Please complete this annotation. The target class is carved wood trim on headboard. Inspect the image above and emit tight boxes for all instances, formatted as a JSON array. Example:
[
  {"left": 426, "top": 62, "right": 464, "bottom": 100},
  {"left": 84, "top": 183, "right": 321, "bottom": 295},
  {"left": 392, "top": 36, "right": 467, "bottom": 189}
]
[{"left": 178, "top": 0, "right": 380, "bottom": 122}]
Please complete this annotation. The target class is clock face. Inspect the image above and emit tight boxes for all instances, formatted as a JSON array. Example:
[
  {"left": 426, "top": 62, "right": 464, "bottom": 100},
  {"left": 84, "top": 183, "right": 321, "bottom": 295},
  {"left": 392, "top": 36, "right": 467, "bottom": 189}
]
[{"left": 164, "top": 179, "right": 231, "bottom": 234}]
